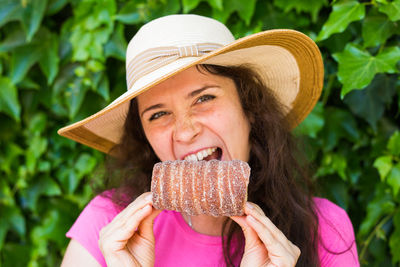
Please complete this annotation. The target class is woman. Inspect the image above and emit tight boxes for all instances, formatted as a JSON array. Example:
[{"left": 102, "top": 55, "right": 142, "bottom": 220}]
[{"left": 60, "top": 14, "right": 359, "bottom": 266}]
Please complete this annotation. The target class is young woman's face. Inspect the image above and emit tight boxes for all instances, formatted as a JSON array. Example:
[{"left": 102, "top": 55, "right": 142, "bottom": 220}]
[{"left": 137, "top": 66, "right": 251, "bottom": 162}]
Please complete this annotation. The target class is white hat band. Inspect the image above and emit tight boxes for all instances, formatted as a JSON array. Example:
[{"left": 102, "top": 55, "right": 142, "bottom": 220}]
[{"left": 126, "top": 42, "right": 222, "bottom": 89}]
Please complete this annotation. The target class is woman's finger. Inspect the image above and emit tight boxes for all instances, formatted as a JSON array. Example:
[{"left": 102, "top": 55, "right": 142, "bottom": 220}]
[
  {"left": 100, "top": 193, "right": 151, "bottom": 236},
  {"left": 116, "top": 192, "right": 153, "bottom": 222},
  {"left": 245, "top": 214, "right": 278, "bottom": 249},
  {"left": 99, "top": 193, "right": 154, "bottom": 252},
  {"left": 245, "top": 205, "right": 301, "bottom": 265},
  {"left": 230, "top": 215, "right": 263, "bottom": 249},
  {"left": 136, "top": 207, "right": 162, "bottom": 240},
  {"left": 122, "top": 204, "right": 153, "bottom": 234},
  {"left": 100, "top": 203, "right": 153, "bottom": 250},
  {"left": 245, "top": 202, "right": 289, "bottom": 245}
]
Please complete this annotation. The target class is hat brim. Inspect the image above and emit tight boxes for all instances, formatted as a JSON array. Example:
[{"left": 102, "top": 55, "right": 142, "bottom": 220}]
[{"left": 58, "top": 29, "right": 323, "bottom": 154}]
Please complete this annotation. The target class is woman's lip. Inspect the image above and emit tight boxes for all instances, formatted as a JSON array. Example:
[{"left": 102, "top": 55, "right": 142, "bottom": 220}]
[{"left": 180, "top": 146, "right": 218, "bottom": 160}]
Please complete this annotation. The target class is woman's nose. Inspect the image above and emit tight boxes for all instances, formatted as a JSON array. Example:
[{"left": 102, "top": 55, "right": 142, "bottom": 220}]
[{"left": 173, "top": 115, "right": 201, "bottom": 143}]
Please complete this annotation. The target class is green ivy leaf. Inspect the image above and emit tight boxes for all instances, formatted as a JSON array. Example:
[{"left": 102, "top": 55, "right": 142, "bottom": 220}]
[
  {"left": 375, "top": 47, "right": 400, "bottom": 73},
  {"left": 10, "top": 44, "right": 41, "bottom": 84},
  {"left": 316, "top": 152, "right": 348, "bottom": 180},
  {"left": 258, "top": 2, "right": 310, "bottom": 30},
  {"left": 115, "top": 1, "right": 144, "bottom": 24},
  {"left": 183, "top": 0, "right": 222, "bottom": 13},
  {"left": 0, "top": 218, "right": 8, "bottom": 250},
  {"left": 1, "top": 243, "right": 30, "bottom": 266},
  {"left": 213, "top": 0, "right": 256, "bottom": 25},
  {"left": 46, "top": 0, "right": 70, "bottom": 15},
  {"left": 398, "top": 86, "right": 400, "bottom": 112},
  {"left": 104, "top": 23, "right": 127, "bottom": 61},
  {"left": 182, "top": 0, "right": 201, "bottom": 13},
  {"left": 0, "top": 27, "right": 27, "bottom": 52},
  {"left": 389, "top": 210, "right": 400, "bottom": 263},
  {"left": 378, "top": 0, "right": 400, "bottom": 21},
  {"left": 75, "top": 153, "right": 97, "bottom": 179},
  {"left": 294, "top": 102, "right": 324, "bottom": 138},
  {"left": 273, "top": 0, "right": 327, "bottom": 21},
  {"left": 0, "top": 76, "right": 21, "bottom": 121},
  {"left": 362, "top": 13, "right": 396, "bottom": 48},
  {"left": 0, "top": 178, "right": 15, "bottom": 206},
  {"left": 20, "top": 0, "right": 48, "bottom": 41},
  {"left": 373, "top": 155, "right": 393, "bottom": 181},
  {"left": 38, "top": 31, "right": 60, "bottom": 84},
  {"left": 6, "top": 27, "right": 59, "bottom": 85},
  {"left": 31, "top": 209, "right": 67, "bottom": 249},
  {"left": 26, "top": 135, "right": 48, "bottom": 174},
  {"left": 316, "top": 0, "right": 365, "bottom": 41},
  {"left": 333, "top": 44, "right": 400, "bottom": 97},
  {"left": 69, "top": 0, "right": 116, "bottom": 61},
  {"left": 0, "top": 0, "right": 23, "bottom": 28},
  {"left": 21, "top": 177, "right": 61, "bottom": 211},
  {"left": 388, "top": 131, "right": 400, "bottom": 156},
  {"left": 319, "top": 176, "right": 349, "bottom": 209},
  {"left": 65, "top": 77, "right": 89, "bottom": 119},
  {"left": 27, "top": 113, "right": 47, "bottom": 134},
  {"left": 38, "top": 161, "right": 51, "bottom": 172},
  {"left": 144, "top": 0, "right": 181, "bottom": 21},
  {"left": 87, "top": 60, "right": 104, "bottom": 72},
  {"left": 0, "top": 205, "right": 26, "bottom": 237},
  {"left": 376, "top": 227, "right": 387, "bottom": 240},
  {"left": 343, "top": 75, "right": 397, "bottom": 131},
  {"left": 96, "top": 73, "right": 110, "bottom": 101},
  {"left": 207, "top": 0, "right": 223, "bottom": 10},
  {"left": 387, "top": 163, "right": 400, "bottom": 197},
  {"left": 320, "top": 107, "right": 359, "bottom": 151},
  {"left": 359, "top": 187, "right": 395, "bottom": 237}
]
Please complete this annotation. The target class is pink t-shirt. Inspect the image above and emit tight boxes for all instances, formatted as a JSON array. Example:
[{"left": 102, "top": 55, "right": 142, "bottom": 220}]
[{"left": 66, "top": 195, "right": 359, "bottom": 266}]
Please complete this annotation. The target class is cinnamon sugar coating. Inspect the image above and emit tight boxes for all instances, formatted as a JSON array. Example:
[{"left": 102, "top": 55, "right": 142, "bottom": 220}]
[{"left": 151, "top": 160, "right": 250, "bottom": 216}]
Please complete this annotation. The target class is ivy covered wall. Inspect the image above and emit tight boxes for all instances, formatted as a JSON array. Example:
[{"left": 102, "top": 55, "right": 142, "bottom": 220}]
[{"left": 0, "top": 0, "right": 399, "bottom": 266}]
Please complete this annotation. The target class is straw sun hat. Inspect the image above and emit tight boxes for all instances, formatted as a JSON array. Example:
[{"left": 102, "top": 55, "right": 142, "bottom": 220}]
[{"left": 58, "top": 14, "right": 323, "bottom": 154}]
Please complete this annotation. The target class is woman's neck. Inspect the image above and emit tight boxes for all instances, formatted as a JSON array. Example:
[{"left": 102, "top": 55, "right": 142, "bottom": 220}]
[{"left": 182, "top": 213, "right": 231, "bottom": 236}]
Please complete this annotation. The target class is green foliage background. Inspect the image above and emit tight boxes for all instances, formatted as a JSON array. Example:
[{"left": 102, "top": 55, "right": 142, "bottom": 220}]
[{"left": 0, "top": 0, "right": 399, "bottom": 266}]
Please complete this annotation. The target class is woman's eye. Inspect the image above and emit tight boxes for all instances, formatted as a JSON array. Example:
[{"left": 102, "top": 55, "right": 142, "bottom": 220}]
[
  {"left": 196, "top": 94, "right": 215, "bottom": 103},
  {"left": 149, "top": 111, "right": 168, "bottom": 121}
]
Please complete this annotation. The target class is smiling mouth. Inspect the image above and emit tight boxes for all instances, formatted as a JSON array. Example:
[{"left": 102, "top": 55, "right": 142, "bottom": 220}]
[{"left": 184, "top": 147, "right": 222, "bottom": 161}]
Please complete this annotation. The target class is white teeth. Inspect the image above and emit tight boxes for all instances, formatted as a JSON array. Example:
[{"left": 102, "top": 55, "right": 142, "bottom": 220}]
[
  {"left": 184, "top": 147, "right": 218, "bottom": 161},
  {"left": 197, "top": 151, "right": 204, "bottom": 160}
]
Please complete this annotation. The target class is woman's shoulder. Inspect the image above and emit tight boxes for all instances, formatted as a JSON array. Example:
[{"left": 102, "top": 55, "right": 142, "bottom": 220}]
[
  {"left": 85, "top": 190, "right": 122, "bottom": 213},
  {"left": 313, "top": 197, "right": 349, "bottom": 220},
  {"left": 67, "top": 190, "right": 121, "bottom": 234},
  {"left": 66, "top": 190, "right": 122, "bottom": 266},
  {"left": 313, "top": 197, "right": 360, "bottom": 266},
  {"left": 313, "top": 197, "right": 355, "bottom": 240},
  {"left": 313, "top": 197, "right": 354, "bottom": 232}
]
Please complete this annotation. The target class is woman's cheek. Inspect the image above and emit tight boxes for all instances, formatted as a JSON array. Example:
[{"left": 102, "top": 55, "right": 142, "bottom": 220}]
[{"left": 145, "top": 126, "right": 172, "bottom": 161}]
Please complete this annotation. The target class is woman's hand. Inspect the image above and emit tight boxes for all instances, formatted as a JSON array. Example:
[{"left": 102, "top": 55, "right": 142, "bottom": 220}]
[
  {"left": 99, "top": 192, "right": 161, "bottom": 267},
  {"left": 231, "top": 202, "right": 300, "bottom": 267}
]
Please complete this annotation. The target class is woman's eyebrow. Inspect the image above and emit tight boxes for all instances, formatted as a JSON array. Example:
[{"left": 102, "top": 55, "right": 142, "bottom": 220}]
[
  {"left": 187, "top": 85, "right": 220, "bottom": 99},
  {"left": 140, "top": 103, "right": 164, "bottom": 118}
]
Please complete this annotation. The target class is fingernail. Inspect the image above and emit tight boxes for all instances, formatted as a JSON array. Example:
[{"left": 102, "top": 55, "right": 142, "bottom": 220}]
[
  {"left": 145, "top": 193, "right": 153, "bottom": 201},
  {"left": 246, "top": 202, "right": 254, "bottom": 209}
]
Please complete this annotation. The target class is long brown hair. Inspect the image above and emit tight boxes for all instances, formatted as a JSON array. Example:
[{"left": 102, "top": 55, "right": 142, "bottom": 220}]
[{"left": 100, "top": 64, "right": 320, "bottom": 266}]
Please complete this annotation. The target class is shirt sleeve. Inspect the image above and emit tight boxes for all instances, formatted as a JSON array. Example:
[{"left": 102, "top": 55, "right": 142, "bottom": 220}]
[
  {"left": 315, "top": 197, "right": 360, "bottom": 267},
  {"left": 66, "top": 193, "right": 120, "bottom": 267}
]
